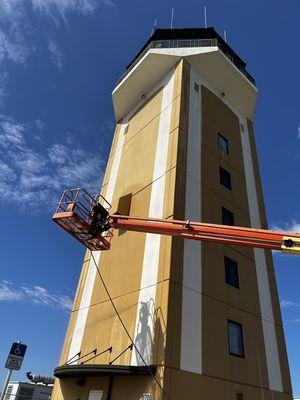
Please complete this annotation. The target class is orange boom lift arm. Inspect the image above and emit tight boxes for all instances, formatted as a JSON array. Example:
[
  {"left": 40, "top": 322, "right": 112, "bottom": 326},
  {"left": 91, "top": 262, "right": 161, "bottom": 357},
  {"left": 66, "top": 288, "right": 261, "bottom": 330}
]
[{"left": 52, "top": 188, "right": 300, "bottom": 255}]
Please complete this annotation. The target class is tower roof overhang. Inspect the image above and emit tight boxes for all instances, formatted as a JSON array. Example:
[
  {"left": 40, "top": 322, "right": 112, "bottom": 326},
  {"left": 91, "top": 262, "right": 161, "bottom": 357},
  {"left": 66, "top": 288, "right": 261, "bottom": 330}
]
[{"left": 112, "top": 47, "right": 258, "bottom": 122}]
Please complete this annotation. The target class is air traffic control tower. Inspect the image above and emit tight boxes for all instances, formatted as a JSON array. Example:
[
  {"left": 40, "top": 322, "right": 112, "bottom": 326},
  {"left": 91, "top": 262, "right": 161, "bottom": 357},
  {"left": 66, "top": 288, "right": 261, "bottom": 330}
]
[{"left": 51, "top": 28, "right": 292, "bottom": 400}]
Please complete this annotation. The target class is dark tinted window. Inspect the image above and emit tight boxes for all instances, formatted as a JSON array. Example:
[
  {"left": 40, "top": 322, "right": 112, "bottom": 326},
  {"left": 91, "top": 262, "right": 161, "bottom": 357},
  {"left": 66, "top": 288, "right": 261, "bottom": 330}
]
[
  {"left": 117, "top": 193, "right": 132, "bottom": 236},
  {"left": 218, "top": 133, "right": 229, "bottom": 153},
  {"left": 228, "top": 320, "right": 245, "bottom": 357},
  {"left": 219, "top": 167, "right": 232, "bottom": 190},
  {"left": 222, "top": 207, "right": 234, "bottom": 226},
  {"left": 117, "top": 193, "right": 132, "bottom": 215},
  {"left": 225, "top": 257, "right": 239, "bottom": 288}
]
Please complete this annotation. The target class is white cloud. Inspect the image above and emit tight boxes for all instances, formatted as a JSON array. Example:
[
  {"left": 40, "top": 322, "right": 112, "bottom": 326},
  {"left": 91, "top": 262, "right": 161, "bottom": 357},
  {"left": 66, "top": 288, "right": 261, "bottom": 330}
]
[
  {"left": 280, "top": 299, "right": 300, "bottom": 308},
  {"left": 101, "top": 0, "right": 117, "bottom": 9},
  {"left": 0, "top": 0, "right": 116, "bottom": 20},
  {"left": 0, "top": 0, "right": 24, "bottom": 15},
  {"left": 35, "top": 119, "right": 46, "bottom": 131},
  {"left": 0, "top": 280, "right": 22, "bottom": 301},
  {"left": 0, "top": 23, "right": 29, "bottom": 65},
  {"left": 0, "top": 0, "right": 117, "bottom": 76},
  {"left": 298, "top": 124, "right": 300, "bottom": 140},
  {"left": 0, "top": 117, "right": 25, "bottom": 147},
  {"left": 0, "top": 114, "right": 103, "bottom": 211},
  {"left": 0, "top": 280, "right": 72, "bottom": 311},
  {"left": 292, "top": 318, "right": 300, "bottom": 323},
  {"left": 0, "top": 161, "right": 17, "bottom": 182},
  {"left": 48, "top": 39, "right": 63, "bottom": 69},
  {"left": 0, "top": 0, "right": 99, "bottom": 18},
  {"left": 99, "top": 118, "right": 114, "bottom": 137},
  {"left": 31, "top": 0, "right": 99, "bottom": 18},
  {"left": 271, "top": 220, "right": 300, "bottom": 233},
  {"left": 0, "top": 72, "right": 8, "bottom": 105}
]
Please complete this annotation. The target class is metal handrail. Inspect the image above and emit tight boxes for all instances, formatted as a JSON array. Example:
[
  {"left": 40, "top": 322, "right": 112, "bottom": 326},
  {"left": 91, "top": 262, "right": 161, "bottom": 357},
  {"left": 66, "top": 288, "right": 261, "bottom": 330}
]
[{"left": 116, "top": 38, "right": 255, "bottom": 86}]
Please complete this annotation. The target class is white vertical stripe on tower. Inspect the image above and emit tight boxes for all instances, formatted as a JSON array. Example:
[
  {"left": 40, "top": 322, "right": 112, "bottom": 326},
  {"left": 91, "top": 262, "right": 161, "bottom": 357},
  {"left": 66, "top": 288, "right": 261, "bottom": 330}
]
[
  {"left": 180, "top": 67, "right": 202, "bottom": 374},
  {"left": 67, "top": 119, "right": 128, "bottom": 362},
  {"left": 131, "top": 69, "right": 175, "bottom": 366},
  {"left": 240, "top": 117, "right": 283, "bottom": 392}
]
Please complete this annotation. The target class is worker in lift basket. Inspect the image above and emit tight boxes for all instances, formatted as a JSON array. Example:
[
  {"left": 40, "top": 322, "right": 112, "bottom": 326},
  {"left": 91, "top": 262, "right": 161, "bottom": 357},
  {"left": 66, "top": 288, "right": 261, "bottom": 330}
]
[{"left": 90, "top": 203, "right": 110, "bottom": 237}]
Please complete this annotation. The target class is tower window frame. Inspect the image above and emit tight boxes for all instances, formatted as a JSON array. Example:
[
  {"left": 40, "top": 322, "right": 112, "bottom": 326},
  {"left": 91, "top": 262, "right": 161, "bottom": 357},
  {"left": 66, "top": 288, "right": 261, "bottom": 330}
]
[
  {"left": 219, "top": 166, "right": 232, "bottom": 190},
  {"left": 218, "top": 133, "right": 229, "bottom": 154},
  {"left": 224, "top": 256, "right": 239, "bottom": 288},
  {"left": 221, "top": 207, "right": 235, "bottom": 226},
  {"left": 228, "top": 320, "right": 245, "bottom": 358}
]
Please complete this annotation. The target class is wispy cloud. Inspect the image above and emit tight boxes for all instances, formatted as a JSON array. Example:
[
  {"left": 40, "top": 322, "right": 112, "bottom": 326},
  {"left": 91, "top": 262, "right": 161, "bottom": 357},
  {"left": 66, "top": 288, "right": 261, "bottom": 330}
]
[
  {"left": 48, "top": 39, "right": 63, "bottom": 69},
  {"left": 291, "top": 318, "right": 300, "bottom": 323},
  {"left": 0, "top": 114, "right": 103, "bottom": 211},
  {"left": 0, "top": 280, "right": 72, "bottom": 312},
  {"left": 0, "top": 22, "right": 30, "bottom": 65},
  {"left": 0, "top": 0, "right": 117, "bottom": 87},
  {"left": 32, "top": 0, "right": 99, "bottom": 18},
  {"left": 0, "top": 280, "right": 23, "bottom": 301},
  {"left": 0, "top": 72, "right": 7, "bottom": 105},
  {"left": 99, "top": 118, "right": 114, "bottom": 139},
  {"left": 100, "top": 0, "right": 117, "bottom": 9},
  {"left": 297, "top": 124, "right": 300, "bottom": 140},
  {"left": 271, "top": 220, "right": 300, "bottom": 257},
  {"left": 0, "top": 0, "right": 110, "bottom": 19},
  {"left": 35, "top": 119, "right": 46, "bottom": 131},
  {"left": 271, "top": 220, "right": 300, "bottom": 233},
  {"left": 280, "top": 299, "right": 300, "bottom": 308}
]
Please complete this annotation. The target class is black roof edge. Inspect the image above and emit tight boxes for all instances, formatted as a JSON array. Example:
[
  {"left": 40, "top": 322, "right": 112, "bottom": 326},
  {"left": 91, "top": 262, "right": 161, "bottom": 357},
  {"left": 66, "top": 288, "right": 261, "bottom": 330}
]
[
  {"left": 54, "top": 364, "right": 157, "bottom": 378},
  {"left": 126, "top": 27, "right": 247, "bottom": 71}
]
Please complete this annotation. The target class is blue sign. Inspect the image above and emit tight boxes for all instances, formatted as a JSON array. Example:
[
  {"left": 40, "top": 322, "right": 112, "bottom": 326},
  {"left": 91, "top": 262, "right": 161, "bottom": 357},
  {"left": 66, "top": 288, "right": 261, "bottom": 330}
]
[
  {"left": 5, "top": 342, "right": 27, "bottom": 369},
  {"left": 9, "top": 343, "right": 27, "bottom": 357}
]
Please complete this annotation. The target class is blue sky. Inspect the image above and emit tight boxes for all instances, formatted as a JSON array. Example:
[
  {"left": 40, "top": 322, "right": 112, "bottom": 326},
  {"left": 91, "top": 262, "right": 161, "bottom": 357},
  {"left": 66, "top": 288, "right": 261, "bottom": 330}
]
[{"left": 0, "top": 0, "right": 299, "bottom": 395}]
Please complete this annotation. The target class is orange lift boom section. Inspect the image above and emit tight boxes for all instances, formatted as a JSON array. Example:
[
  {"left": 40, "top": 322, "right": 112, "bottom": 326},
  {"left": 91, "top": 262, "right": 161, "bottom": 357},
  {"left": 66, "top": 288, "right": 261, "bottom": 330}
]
[{"left": 52, "top": 188, "right": 300, "bottom": 255}]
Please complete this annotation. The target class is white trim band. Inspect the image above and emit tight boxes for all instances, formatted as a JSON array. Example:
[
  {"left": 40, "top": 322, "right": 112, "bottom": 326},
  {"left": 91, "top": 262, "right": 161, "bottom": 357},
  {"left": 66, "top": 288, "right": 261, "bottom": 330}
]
[{"left": 131, "top": 69, "right": 175, "bottom": 366}]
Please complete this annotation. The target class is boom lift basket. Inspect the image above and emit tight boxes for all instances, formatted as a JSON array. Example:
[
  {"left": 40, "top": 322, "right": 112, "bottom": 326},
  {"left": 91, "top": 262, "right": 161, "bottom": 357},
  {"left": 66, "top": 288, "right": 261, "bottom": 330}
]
[{"left": 52, "top": 188, "right": 113, "bottom": 251}]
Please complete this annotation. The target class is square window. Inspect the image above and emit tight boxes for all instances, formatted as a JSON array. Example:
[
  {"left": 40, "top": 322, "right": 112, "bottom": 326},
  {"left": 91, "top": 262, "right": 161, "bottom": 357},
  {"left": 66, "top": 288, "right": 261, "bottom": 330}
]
[
  {"left": 228, "top": 320, "right": 245, "bottom": 358},
  {"left": 117, "top": 193, "right": 132, "bottom": 215},
  {"left": 219, "top": 167, "right": 232, "bottom": 190},
  {"left": 117, "top": 193, "right": 132, "bottom": 236},
  {"left": 236, "top": 393, "right": 244, "bottom": 400},
  {"left": 88, "top": 391, "right": 103, "bottom": 400},
  {"left": 225, "top": 257, "right": 239, "bottom": 288},
  {"left": 222, "top": 207, "right": 234, "bottom": 226},
  {"left": 218, "top": 133, "right": 229, "bottom": 154},
  {"left": 194, "top": 82, "right": 199, "bottom": 92}
]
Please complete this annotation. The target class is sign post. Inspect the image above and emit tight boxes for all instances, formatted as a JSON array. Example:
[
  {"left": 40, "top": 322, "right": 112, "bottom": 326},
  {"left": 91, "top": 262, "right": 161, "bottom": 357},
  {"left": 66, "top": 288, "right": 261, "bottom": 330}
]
[{"left": 0, "top": 342, "right": 27, "bottom": 400}]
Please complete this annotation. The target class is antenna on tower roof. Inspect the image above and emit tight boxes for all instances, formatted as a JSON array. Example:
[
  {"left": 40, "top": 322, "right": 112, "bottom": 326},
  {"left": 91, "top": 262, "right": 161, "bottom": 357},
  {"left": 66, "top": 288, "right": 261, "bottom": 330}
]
[
  {"left": 151, "top": 18, "right": 157, "bottom": 36},
  {"left": 204, "top": 5, "right": 208, "bottom": 28},
  {"left": 224, "top": 30, "right": 227, "bottom": 43},
  {"left": 171, "top": 7, "right": 174, "bottom": 29}
]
